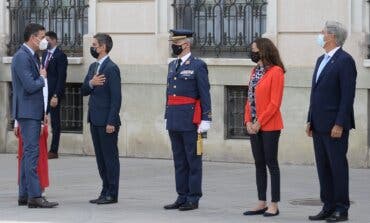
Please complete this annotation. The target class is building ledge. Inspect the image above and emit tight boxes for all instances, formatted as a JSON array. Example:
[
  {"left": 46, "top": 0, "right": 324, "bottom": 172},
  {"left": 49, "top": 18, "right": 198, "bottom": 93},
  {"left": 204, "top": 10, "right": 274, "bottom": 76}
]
[
  {"left": 363, "top": 59, "right": 370, "bottom": 67},
  {"left": 167, "top": 58, "right": 255, "bottom": 66},
  {"left": 2, "top": 56, "right": 84, "bottom": 65}
]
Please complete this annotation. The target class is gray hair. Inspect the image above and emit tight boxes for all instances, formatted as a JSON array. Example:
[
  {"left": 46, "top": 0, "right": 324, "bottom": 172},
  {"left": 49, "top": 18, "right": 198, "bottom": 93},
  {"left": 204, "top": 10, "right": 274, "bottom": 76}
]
[
  {"left": 185, "top": 37, "right": 193, "bottom": 45},
  {"left": 324, "top": 21, "right": 348, "bottom": 46}
]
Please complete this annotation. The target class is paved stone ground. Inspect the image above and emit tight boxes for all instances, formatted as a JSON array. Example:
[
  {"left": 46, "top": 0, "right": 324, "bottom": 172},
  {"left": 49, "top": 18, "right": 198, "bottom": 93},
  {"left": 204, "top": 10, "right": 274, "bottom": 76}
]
[{"left": 0, "top": 154, "right": 369, "bottom": 223}]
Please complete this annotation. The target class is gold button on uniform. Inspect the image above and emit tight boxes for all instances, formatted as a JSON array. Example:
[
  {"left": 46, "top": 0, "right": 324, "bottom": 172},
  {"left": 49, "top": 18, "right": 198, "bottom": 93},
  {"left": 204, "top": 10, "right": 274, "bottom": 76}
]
[
  {"left": 185, "top": 78, "right": 188, "bottom": 80},
  {"left": 174, "top": 77, "right": 177, "bottom": 80},
  {"left": 173, "top": 94, "right": 176, "bottom": 96},
  {"left": 173, "top": 85, "right": 176, "bottom": 88}
]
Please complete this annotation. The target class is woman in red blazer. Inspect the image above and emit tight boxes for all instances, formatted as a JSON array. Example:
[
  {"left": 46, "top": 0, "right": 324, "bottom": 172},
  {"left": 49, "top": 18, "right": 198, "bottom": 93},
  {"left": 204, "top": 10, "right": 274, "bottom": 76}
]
[{"left": 243, "top": 38, "right": 285, "bottom": 217}]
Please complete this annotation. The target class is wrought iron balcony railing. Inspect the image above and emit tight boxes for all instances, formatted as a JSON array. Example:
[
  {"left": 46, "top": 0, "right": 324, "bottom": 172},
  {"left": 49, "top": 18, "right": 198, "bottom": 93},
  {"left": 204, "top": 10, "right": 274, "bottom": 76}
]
[
  {"left": 173, "top": 0, "right": 267, "bottom": 58},
  {"left": 7, "top": 0, "right": 89, "bottom": 57}
]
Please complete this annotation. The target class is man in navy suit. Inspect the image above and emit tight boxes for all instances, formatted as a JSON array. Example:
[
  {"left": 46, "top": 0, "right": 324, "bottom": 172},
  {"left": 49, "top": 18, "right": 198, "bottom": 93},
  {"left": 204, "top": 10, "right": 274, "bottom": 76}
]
[
  {"left": 82, "top": 33, "right": 121, "bottom": 205},
  {"left": 163, "top": 29, "right": 212, "bottom": 211},
  {"left": 306, "top": 21, "right": 357, "bottom": 222},
  {"left": 11, "top": 23, "right": 58, "bottom": 208},
  {"left": 42, "top": 31, "right": 68, "bottom": 159}
]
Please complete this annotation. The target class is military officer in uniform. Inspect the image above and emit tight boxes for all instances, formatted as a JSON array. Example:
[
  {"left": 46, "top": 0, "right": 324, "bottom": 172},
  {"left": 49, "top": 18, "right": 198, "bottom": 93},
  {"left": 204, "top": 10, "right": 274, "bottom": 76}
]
[{"left": 163, "top": 29, "right": 212, "bottom": 211}]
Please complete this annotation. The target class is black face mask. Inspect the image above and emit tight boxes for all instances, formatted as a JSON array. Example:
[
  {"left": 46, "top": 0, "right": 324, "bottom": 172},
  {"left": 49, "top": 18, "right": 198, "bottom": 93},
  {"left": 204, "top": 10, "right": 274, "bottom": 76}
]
[
  {"left": 90, "top": 47, "right": 99, "bottom": 59},
  {"left": 250, "top": 51, "right": 261, "bottom": 63},
  {"left": 171, "top": 44, "right": 183, "bottom": 56}
]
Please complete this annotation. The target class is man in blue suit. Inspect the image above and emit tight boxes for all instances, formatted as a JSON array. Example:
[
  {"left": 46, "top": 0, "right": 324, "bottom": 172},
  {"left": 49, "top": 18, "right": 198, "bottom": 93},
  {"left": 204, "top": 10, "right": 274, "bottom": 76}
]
[
  {"left": 306, "top": 21, "right": 357, "bottom": 222},
  {"left": 11, "top": 23, "right": 58, "bottom": 208},
  {"left": 164, "top": 29, "right": 212, "bottom": 211},
  {"left": 42, "top": 31, "right": 68, "bottom": 159},
  {"left": 82, "top": 33, "right": 121, "bottom": 205}
]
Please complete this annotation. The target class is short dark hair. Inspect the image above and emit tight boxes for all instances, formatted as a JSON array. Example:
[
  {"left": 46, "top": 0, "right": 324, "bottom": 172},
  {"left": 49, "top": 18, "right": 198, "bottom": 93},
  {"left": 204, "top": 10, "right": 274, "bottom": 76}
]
[
  {"left": 46, "top": 31, "right": 58, "bottom": 40},
  {"left": 24, "top": 23, "right": 45, "bottom": 42},
  {"left": 93, "top": 33, "right": 113, "bottom": 53}
]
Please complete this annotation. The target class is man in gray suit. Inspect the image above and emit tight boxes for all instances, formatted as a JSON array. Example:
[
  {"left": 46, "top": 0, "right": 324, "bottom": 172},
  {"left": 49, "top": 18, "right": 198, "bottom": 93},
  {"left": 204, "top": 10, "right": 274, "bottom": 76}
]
[{"left": 11, "top": 23, "right": 58, "bottom": 208}]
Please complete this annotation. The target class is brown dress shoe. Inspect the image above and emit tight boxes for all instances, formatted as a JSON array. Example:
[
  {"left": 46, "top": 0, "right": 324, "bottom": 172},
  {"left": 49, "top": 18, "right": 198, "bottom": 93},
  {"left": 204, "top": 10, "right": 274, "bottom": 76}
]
[{"left": 48, "top": 152, "right": 59, "bottom": 159}]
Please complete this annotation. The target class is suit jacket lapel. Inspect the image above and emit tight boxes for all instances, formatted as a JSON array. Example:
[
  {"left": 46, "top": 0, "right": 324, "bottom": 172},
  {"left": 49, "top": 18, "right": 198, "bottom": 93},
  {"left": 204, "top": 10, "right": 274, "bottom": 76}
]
[
  {"left": 312, "top": 56, "right": 324, "bottom": 86},
  {"left": 252, "top": 66, "right": 270, "bottom": 87},
  {"left": 99, "top": 56, "right": 110, "bottom": 74},
  {"left": 315, "top": 48, "right": 342, "bottom": 85},
  {"left": 43, "top": 48, "right": 59, "bottom": 67},
  {"left": 22, "top": 45, "right": 40, "bottom": 71},
  {"left": 42, "top": 51, "right": 47, "bottom": 65}
]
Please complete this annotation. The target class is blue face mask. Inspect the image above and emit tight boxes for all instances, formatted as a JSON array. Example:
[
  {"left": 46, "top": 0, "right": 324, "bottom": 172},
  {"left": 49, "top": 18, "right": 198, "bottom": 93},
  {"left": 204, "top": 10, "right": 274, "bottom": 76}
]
[{"left": 316, "top": 34, "right": 326, "bottom": 48}]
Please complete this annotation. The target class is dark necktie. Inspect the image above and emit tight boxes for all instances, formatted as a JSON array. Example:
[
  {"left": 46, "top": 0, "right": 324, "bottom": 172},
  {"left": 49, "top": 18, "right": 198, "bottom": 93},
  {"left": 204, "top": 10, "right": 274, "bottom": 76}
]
[
  {"left": 44, "top": 51, "right": 52, "bottom": 69},
  {"left": 34, "top": 54, "right": 40, "bottom": 70},
  {"left": 94, "top": 62, "right": 100, "bottom": 75},
  {"left": 176, "top": 59, "right": 182, "bottom": 72}
]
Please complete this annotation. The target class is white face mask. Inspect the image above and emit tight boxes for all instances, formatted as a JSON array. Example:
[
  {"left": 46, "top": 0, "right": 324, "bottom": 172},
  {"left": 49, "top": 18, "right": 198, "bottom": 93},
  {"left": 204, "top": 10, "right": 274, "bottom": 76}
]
[
  {"left": 39, "top": 38, "right": 48, "bottom": 50},
  {"left": 316, "top": 34, "right": 326, "bottom": 48}
]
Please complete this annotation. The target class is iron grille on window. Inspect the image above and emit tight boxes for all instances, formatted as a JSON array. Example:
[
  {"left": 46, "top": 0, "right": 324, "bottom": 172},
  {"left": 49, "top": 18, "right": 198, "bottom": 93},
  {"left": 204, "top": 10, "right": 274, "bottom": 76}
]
[
  {"left": 226, "top": 86, "right": 249, "bottom": 139},
  {"left": 61, "top": 83, "right": 83, "bottom": 133},
  {"left": 173, "top": 0, "right": 267, "bottom": 58},
  {"left": 7, "top": 0, "right": 89, "bottom": 57}
]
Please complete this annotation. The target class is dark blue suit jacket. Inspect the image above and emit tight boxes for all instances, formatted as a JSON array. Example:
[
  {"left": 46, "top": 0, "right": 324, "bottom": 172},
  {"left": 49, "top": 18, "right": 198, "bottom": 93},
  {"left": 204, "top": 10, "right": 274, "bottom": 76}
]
[
  {"left": 307, "top": 48, "right": 357, "bottom": 133},
  {"left": 42, "top": 47, "right": 68, "bottom": 99},
  {"left": 11, "top": 44, "right": 45, "bottom": 120},
  {"left": 165, "top": 55, "right": 212, "bottom": 131},
  {"left": 81, "top": 57, "right": 122, "bottom": 127}
]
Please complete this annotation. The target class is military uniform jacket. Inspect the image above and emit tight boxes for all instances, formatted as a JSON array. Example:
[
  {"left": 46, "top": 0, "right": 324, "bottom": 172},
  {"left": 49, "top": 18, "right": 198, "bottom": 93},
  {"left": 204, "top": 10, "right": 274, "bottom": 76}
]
[{"left": 165, "top": 54, "right": 212, "bottom": 131}]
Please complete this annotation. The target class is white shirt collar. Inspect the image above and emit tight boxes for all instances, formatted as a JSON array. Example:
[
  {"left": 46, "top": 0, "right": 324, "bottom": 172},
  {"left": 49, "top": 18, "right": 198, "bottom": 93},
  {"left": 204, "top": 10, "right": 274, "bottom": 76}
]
[
  {"left": 23, "top": 43, "right": 35, "bottom": 55},
  {"left": 326, "top": 46, "right": 340, "bottom": 58},
  {"left": 178, "top": 52, "right": 191, "bottom": 65},
  {"left": 97, "top": 55, "right": 109, "bottom": 65}
]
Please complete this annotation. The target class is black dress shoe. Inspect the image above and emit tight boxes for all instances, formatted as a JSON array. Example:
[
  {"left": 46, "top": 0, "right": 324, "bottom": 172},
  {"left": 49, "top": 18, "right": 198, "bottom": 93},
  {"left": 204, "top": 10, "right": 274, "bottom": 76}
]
[
  {"left": 18, "top": 197, "right": 28, "bottom": 206},
  {"left": 96, "top": 196, "right": 117, "bottom": 205},
  {"left": 178, "top": 202, "right": 198, "bottom": 211},
  {"left": 263, "top": 209, "right": 279, "bottom": 217},
  {"left": 163, "top": 201, "right": 184, "bottom": 210},
  {"left": 326, "top": 211, "right": 348, "bottom": 222},
  {"left": 243, "top": 207, "right": 268, "bottom": 215},
  {"left": 28, "top": 197, "right": 58, "bottom": 208},
  {"left": 309, "top": 210, "right": 334, "bottom": 221},
  {"left": 89, "top": 196, "right": 104, "bottom": 204}
]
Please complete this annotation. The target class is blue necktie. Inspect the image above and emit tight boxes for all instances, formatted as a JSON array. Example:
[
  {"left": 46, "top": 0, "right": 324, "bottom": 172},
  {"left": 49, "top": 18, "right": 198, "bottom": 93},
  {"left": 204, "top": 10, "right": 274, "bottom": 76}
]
[{"left": 316, "top": 54, "right": 331, "bottom": 82}]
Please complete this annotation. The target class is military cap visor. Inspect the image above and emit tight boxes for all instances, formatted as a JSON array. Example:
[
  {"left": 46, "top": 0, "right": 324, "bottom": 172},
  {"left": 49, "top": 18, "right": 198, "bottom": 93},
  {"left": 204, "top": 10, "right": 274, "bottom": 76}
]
[{"left": 169, "top": 29, "right": 193, "bottom": 41}]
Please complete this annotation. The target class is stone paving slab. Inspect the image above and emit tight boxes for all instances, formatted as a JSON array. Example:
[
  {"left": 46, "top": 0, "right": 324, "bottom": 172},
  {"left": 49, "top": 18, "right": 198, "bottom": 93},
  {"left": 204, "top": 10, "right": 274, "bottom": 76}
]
[{"left": 0, "top": 154, "right": 369, "bottom": 223}]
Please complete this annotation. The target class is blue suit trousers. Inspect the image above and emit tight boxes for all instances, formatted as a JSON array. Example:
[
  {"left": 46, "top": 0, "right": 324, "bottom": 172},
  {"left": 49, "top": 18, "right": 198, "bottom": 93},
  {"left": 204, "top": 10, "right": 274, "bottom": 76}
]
[
  {"left": 169, "top": 130, "right": 202, "bottom": 204},
  {"left": 18, "top": 118, "right": 42, "bottom": 198}
]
